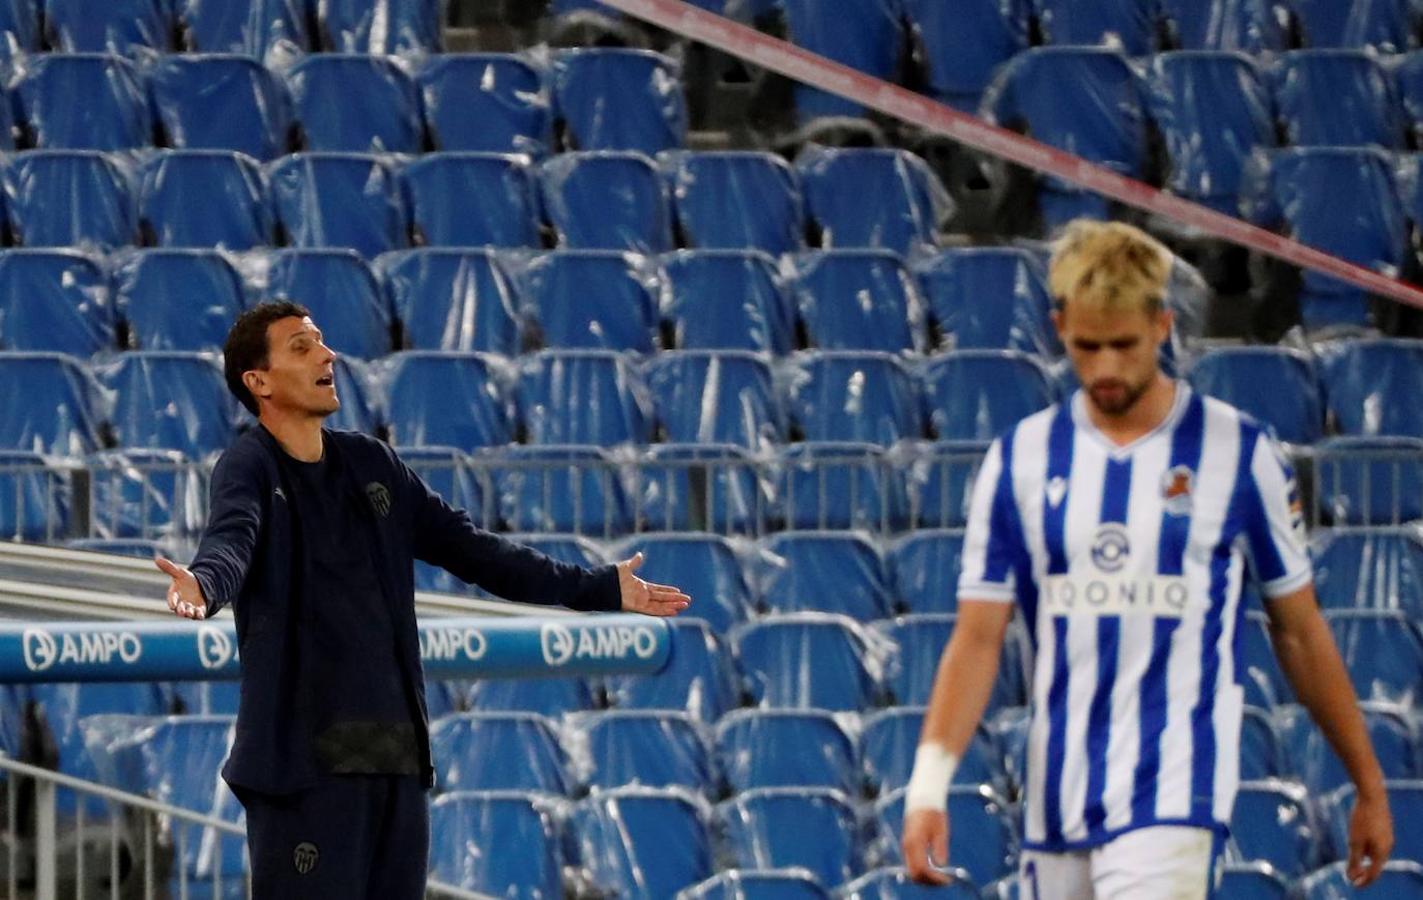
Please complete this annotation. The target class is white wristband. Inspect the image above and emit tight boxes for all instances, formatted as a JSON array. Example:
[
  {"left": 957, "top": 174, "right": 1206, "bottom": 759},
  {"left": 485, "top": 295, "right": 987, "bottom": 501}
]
[{"left": 905, "top": 743, "right": 959, "bottom": 813}]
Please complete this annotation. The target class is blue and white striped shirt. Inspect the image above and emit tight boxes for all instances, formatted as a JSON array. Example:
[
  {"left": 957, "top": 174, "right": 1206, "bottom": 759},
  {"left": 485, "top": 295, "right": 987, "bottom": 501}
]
[{"left": 958, "top": 384, "right": 1312, "bottom": 850}]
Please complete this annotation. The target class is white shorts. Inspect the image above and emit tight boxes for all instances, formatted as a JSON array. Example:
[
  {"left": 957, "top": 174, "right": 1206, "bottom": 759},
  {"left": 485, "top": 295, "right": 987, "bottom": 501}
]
[{"left": 1018, "top": 826, "right": 1220, "bottom": 900}]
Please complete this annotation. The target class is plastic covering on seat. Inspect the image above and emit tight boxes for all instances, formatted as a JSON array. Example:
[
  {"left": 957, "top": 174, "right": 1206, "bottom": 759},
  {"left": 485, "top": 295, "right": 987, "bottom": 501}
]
[
  {"left": 268, "top": 153, "right": 405, "bottom": 258},
  {"left": 1314, "top": 436, "right": 1423, "bottom": 525},
  {"left": 113, "top": 250, "right": 244, "bottom": 353},
  {"left": 312, "top": 0, "right": 440, "bottom": 53},
  {"left": 418, "top": 54, "right": 551, "bottom": 156},
  {"left": 12, "top": 54, "right": 150, "bottom": 151},
  {"left": 40, "top": 0, "right": 172, "bottom": 53},
  {"left": 149, "top": 55, "right": 294, "bottom": 161},
  {"left": 30, "top": 683, "right": 168, "bottom": 815},
  {"left": 400, "top": 153, "right": 540, "bottom": 249},
  {"left": 715, "top": 709, "right": 858, "bottom": 795},
  {"left": 1312, "top": 527, "right": 1423, "bottom": 616},
  {"left": 889, "top": 529, "right": 964, "bottom": 615},
  {"left": 1230, "top": 780, "right": 1320, "bottom": 876},
  {"left": 840, "top": 866, "right": 982, "bottom": 898},
  {"left": 1035, "top": 0, "right": 1157, "bottom": 54},
  {"left": 913, "top": 248, "right": 1056, "bottom": 356},
  {"left": 177, "top": 0, "right": 308, "bottom": 62},
  {"left": 733, "top": 612, "right": 882, "bottom": 711},
  {"left": 647, "top": 350, "right": 781, "bottom": 449},
  {"left": 758, "top": 531, "right": 891, "bottom": 620},
  {"left": 907, "top": 440, "right": 989, "bottom": 530},
  {"left": 97, "top": 352, "right": 236, "bottom": 456},
  {"left": 1159, "top": 0, "right": 1290, "bottom": 50},
  {"left": 574, "top": 786, "right": 713, "bottom": 898},
  {"left": 0, "top": 249, "right": 111, "bottom": 355},
  {"left": 379, "top": 248, "right": 520, "bottom": 354},
  {"left": 901, "top": 0, "right": 1030, "bottom": 112},
  {"left": 517, "top": 350, "right": 651, "bottom": 445},
  {"left": 718, "top": 787, "right": 861, "bottom": 888},
  {"left": 1289, "top": 0, "right": 1415, "bottom": 52},
  {"left": 1317, "top": 339, "right": 1423, "bottom": 438},
  {"left": 780, "top": 0, "right": 903, "bottom": 121},
  {"left": 1217, "top": 862, "right": 1290, "bottom": 899},
  {"left": 1296, "top": 860, "right": 1423, "bottom": 899},
  {"left": 288, "top": 55, "right": 422, "bottom": 154},
  {"left": 1240, "top": 610, "right": 1293, "bottom": 709},
  {"left": 617, "top": 533, "right": 752, "bottom": 632},
  {"left": 861, "top": 707, "right": 1008, "bottom": 798},
  {"left": 0, "top": 450, "right": 73, "bottom": 541},
  {"left": 1271, "top": 51, "right": 1404, "bottom": 149},
  {"left": 466, "top": 677, "right": 596, "bottom": 717},
  {"left": 384, "top": 351, "right": 511, "bottom": 449},
  {"left": 664, "top": 151, "right": 804, "bottom": 255},
  {"left": 798, "top": 148, "right": 947, "bottom": 255},
  {"left": 428, "top": 791, "right": 565, "bottom": 899},
  {"left": 1146, "top": 51, "right": 1275, "bottom": 216},
  {"left": 0, "top": 0, "right": 37, "bottom": 60},
  {"left": 0, "top": 352, "right": 100, "bottom": 454},
  {"left": 872, "top": 786, "right": 1016, "bottom": 888},
  {"left": 1186, "top": 346, "right": 1323, "bottom": 444},
  {"left": 489, "top": 444, "right": 633, "bottom": 536},
  {"left": 430, "top": 712, "right": 568, "bottom": 794},
  {"left": 261, "top": 249, "right": 389, "bottom": 359},
  {"left": 552, "top": 49, "right": 686, "bottom": 154},
  {"left": 7, "top": 151, "right": 137, "bottom": 250},
  {"left": 635, "top": 443, "right": 767, "bottom": 536},
  {"left": 522, "top": 251, "right": 657, "bottom": 352},
  {"left": 681, "top": 869, "right": 831, "bottom": 900},
  {"left": 1279, "top": 703, "right": 1419, "bottom": 793},
  {"left": 1240, "top": 706, "right": 1283, "bottom": 781},
  {"left": 792, "top": 251, "right": 925, "bottom": 353},
  {"left": 138, "top": 151, "right": 273, "bottom": 251},
  {"left": 922, "top": 351, "right": 1055, "bottom": 442},
  {"left": 606, "top": 619, "right": 740, "bottom": 723},
  {"left": 659, "top": 250, "right": 795, "bottom": 354},
  {"left": 87, "top": 447, "right": 205, "bottom": 540},
  {"left": 1327, "top": 610, "right": 1423, "bottom": 706},
  {"left": 1397, "top": 53, "right": 1423, "bottom": 147},
  {"left": 540, "top": 152, "right": 673, "bottom": 253},
  {"left": 776, "top": 441, "right": 909, "bottom": 532},
  {"left": 330, "top": 355, "right": 379, "bottom": 434},
  {"left": 567, "top": 710, "right": 714, "bottom": 794},
  {"left": 878, "top": 614, "right": 1027, "bottom": 711}
]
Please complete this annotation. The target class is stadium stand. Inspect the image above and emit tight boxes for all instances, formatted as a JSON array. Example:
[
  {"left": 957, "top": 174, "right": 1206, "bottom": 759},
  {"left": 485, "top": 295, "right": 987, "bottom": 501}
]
[
  {"left": 429, "top": 712, "right": 569, "bottom": 794},
  {"left": 378, "top": 247, "right": 523, "bottom": 354},
  {"left": 1270, "top": 50, "right": 1405, "bottom": 150},
  {"left": 267, "top": 152, "right": 406, "bottom": 257},
  {"left": 0, "top": 249, "right": 112, "bottom": 355},
  {"left": 417, "top": 54, "right": 552, "bottom": 155},
  {"left": 523, "top": 250, "right": 659, "bottom": 352},
  {"left": 41, "top": 0, "right": 173, "bottom": 54},
  {"left": 138, "top": 151, "right": 274, "bottom": 251},
  {"left": 399, "top": 152, "right": 542, "bottom": 249},
  {"left": 113, "top": 250, "right": 247, "bottom": 353},
  {"left": 658, "top": 250, "right": 796, "bottom": 353},
  {"left": 539, "top": 151, "right": 674, "bottom": 253},
  {"left": 617, "top": 533, "right": 753, "bottom": 632},
  {"left": 568, "top": 709, "right": 715, "bottom": 794},
  {"left": 287, "top": 54, "right": 424, "bottom": 154},
  {"left": 663, "top": 151, "right": 805, "bottom": 255},
  {"left": 793, "top": 251, "right": 926, "bottom": 353},
  {"left": 715, "top": 708, "right": 859, "bottom": 794},
  {"left": 176, "top": 0, "right": 309, "bottom": 60},
  {"left": 758, "top": 530, "right": 892, "bottom": 620},
  {"left": 261, "top": 248, "right": 390, "bottom": 358},
  {"left": 428, "top": 791, "right": 565, "bottom": 898},
  {"left": 12, "top": 54, "right": 151, "bottom": 151},
  {"left": 552, "top": 48, "right": 687, "bottom": 154}
]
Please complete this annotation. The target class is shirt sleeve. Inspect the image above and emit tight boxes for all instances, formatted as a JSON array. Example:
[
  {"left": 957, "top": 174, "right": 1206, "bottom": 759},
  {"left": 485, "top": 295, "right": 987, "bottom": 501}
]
[
  {"left": 189, "top": 446, "right": 265, "bottom": 617},
  {"left": 956, "top": 437, "right": 1021, "bottom": 604},
  {"left": 1241, "top": 431, "right": 1313, "bottom": 599}
]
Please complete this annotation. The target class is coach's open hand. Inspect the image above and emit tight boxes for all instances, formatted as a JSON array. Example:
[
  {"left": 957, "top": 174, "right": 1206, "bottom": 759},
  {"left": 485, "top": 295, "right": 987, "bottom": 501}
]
[
  {"left": 156, "top": 556, "right": 208, "bottom": 620},
  {"left": 617, "top": 552, "right": 691, "bottom": 617}
]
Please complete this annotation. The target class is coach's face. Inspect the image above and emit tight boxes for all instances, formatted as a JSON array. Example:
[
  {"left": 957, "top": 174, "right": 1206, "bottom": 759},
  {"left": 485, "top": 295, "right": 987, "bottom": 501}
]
[
  {"left": 246, "top": 316, "right": 340, "bottom": 418},
  {"left": 1055, "top": 301, "right": 1171, "bottom": 417}
]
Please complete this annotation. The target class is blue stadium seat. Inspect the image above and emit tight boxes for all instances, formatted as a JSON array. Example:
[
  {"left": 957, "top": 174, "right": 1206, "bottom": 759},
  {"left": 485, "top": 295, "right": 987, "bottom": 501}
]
[
  {"left": 1271, "top": 51, "right": 1404, "bottom": 149},
  {"left": 523, "top": 251, "right": 658, "bottom": 352},
  {"left": 429, "top": 791, "right": 565, "bottom": 898},
  {"left": 1327, "top": 610, "right": 1423, "bottom": 706},
  {"left": 417, "top": 54, "right": 551, "bottom": 156},
  {"left": 29, "top": 682, "right": 169, "bottom": 815},
  {"left": 466, "top": 677, "right": 596, "bottom": 717},
  {"left": 1230, "top": 780, "right": 1322, "bottom": 877},
  {"left": 861, "top": 707, "right": 1008, "bottom": 798},
  {"left": 540, "top": 152, "right": 673, "bottom": 253},
  {"left": 1314, "top": 436, "right": 1423, "bottom": 525},
  {"left": 0, "top": 249, "right": 112, "bottom": 355},
  {"left": 517, "top": 350, "right": 651, "bottom": 445},
  {"left": 312, "top": 0, "right": 440, "bottom": 53},
  {"left": 1186, "top": 347, "right": 1323, "bottom": 444},
  {"left": 1035, "top": 0, "right": 1157, "bottom": 54},
  {"left": 659, "top": 250, "right": 795, "bottom": 354},
  {"left": 429, "top": 712, "right": 568, "bottom": 794},
  {"left": 734, "top": 612, "right": 880, "bottom": 711},
  {"left": 40, "top": 0, "right": 172, "bottom": 53},
  {"left": 777, "top": 441, "right": 909, "bottom": 532},
  {"left": 759, "top": 531, "right": 892, "bottom": 620},
  {"left": 663, "top": 152, "right": 804, "bottom": 255},
  {"left": 568, "top": 710, "right": 715, "bottom": 794},
  {"left": 0, "top": 450, "right": 73, "bottom": 541},
  {"left": 13, "top": 54, "right": 150, "bottom": 151},
  {"left": 268, "top": 153, "right": 406, "bottom": 258},
  {"left": 1325, "top": 783, "right": 1423, "bottom": 866},
  {"left": 618, "top": 533, "right": 753, "bottom": 633},
  {"left": 842, "top": 866, "right": 981, "bottom": 898},
  {"left": 901, "top": 0, "right": 1031, "bottom": 112},
  {"left": 138, "top": 151, "right": 273, "bottom": 251},
  {"left": 149, "top": 55, "right": 294, "bottom": 160},
  {"left": 0, "top": 0, "right": 37, "bottom": 59},
  {"left": 574, "top": 786, "right": 713, "bottom": 896},
  {"left": 262, "top": 249, "right": 390, "bottom": 359},
  {"left": 873, "top": 785, "right": 1016, "bottom": 889},
  {"left": 176, "top": 0, "right": 308, "bottom": 60},
  {"left": 793, "top": 251, "right": 925, "bottom": 352},
  {"left": 797, "top": 148, "right": 947, "bottom": 256},
  {"left": 1289, "top": 0, "right": 1415, "bottom": 52},
  {"left": 1217, "top": 862, "right": 1290, "bottom": 900},
  {"left": 1312, "top": 527, "right": 1423, "bottom": 616},
  {"left": 1296, "top": 860, "right": 1423, "bottom": 898},
  {"left": 552, "top": 49, "right": 686, "bottom": 154},
  {"left": 288, "top": 55, "right": 422, "bottom": 154},
  {"left": 1146, "top": 51, "right": 1275, "bottom": 217},
  {"left": 1241, "top": 610, "right": 1294, "bottom": 708},
  {"left": 877, "top": 614, "right": 1027, "bottom": 712},
  {"left": 113, "top": 250, "right": 245, "bottom": 353},
  {"left": 715, "top": 709, "right": 859, "bottom": 795},
  {"left": 780, "top": 0, "right": 903, "bottom": 121},
  {"left": 399, "top": 153, "right": 539, "bottom": 249},
  {"left": 888, "top": 529, "right": 964, "bottom": 615},
  {"left": 491, "top": 444, "right": 634, "bottom": 536},
  {"left": 982, "top": 47, "right": 1149, "bottom": 227},
  {"left": 7, "top": 151, "right": 138, "bottom": 249},
  {"left": 1398, "top": 52, "right": 1423, "bottom": 147},
  {"left": 682, "top": 869, "right": 831, "bottom": 900},
  {"left": 1279, "top": 702, "right": 1419, "bottom": 793},
  {"left": 719, "top": 787, "right": 862, "bottom": 888},
  {"left": 399, "top": 445, "right": 483, "bottom": 524},
  {"left": 0, "top": 352, "right": 101, "bottom": 454},
  {"left": 378, "top": 248, "right": 520, "bottom": 355},
  {"left": 384, "top": 351, "right": 511, "bottom": 449},
  {"left": 86, "top": 447, "right": 205, "bottom": 540},
  {"left": 786, "top": 352, "right": 922, "bottom": 447},
  {"left": 908, "top": 440, "right": 990, "bottom": 530},
  {"left": 913, "top": 247, "right": 1058, "bottom": 356},
  {"left": 1318, "top": 339, "right": 1423, "bottom": 438},
  {"left": 606, "top": 618, "right": 741, "bottom": 723},
  {"left": 922, "top": 351, "right": 1055, "bottom": 442},
  {"left": 634, "top": 443, "right": 767, "bottom": 536},
  {"left": 646, "top": 351, "right": 781, "bottom": 449},
  {"left": 1241, "top": 706, "right": 1284, "bottom": 781},
  {"left": 1159, "top": 0, "right": 1289, "bottom": 50},
  {"left": 97, "top": 352, "right": 236, "bottom": 455}
]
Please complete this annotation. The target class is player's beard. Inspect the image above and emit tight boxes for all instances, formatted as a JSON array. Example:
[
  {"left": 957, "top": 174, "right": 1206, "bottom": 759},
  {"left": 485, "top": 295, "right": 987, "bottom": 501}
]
[{"left": 1088, "top": 374, "right": 1152, "bottom": 417}]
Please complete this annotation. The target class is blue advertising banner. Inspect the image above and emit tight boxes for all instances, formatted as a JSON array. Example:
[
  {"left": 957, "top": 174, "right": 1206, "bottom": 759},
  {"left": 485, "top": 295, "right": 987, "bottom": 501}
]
[{"left": 0, "top": 615, "right": 671, "bottom": 683}]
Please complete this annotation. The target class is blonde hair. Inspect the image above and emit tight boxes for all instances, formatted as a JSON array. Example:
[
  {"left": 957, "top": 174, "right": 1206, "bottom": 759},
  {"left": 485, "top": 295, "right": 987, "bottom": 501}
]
[{"left": 1048, "top": 219, "right": 1172, "bottom": 314}]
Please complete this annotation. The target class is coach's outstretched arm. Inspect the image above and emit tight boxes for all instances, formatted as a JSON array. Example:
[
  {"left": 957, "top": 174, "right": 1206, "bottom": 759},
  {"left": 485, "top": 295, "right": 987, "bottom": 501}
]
[
  {"left": 902, "top": 599, "right": 1014, "bottom": 885},
  {"left": 1268, "top": 585, "right": 1393, "bottom": 886},
  {"left": 158, "top": 448, "right": 266, "bottom": 620}
]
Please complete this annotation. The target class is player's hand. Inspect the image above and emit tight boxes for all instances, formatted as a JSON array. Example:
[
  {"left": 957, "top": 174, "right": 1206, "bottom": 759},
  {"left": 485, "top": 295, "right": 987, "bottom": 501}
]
[
  {"left": 1347, "top": 789, "right": 1393, "bottom": 887},
  {"left": 902, "top": 808, "right": 953, "bottom": 885},
  {"left": 616, "top": 552, "right": 690, "bottom": 617},
  {"left": 156, "top": 556, "right": 208, "bottom": 621}
]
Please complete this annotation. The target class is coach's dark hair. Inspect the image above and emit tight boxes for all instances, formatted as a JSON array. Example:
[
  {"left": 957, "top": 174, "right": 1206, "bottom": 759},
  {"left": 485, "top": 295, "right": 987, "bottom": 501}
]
[{"left": 223, "top": 300, "right": 311, "bottom": 416}]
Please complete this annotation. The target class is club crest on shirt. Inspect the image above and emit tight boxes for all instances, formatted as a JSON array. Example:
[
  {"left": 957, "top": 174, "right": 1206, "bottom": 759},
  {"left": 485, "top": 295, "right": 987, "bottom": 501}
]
[
  {"left": 1160, "top": 465, "right": 1194, "bottom": 516},
  {"left": 365, "top": 482, "right": 392, "bottom": 518}
]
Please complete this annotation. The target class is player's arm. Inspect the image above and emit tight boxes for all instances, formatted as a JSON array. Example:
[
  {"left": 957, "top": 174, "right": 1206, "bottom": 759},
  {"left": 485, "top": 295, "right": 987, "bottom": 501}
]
[
  {"left": 160, "top": 447, "right": 265, "bottom": 619},
  {"left": 1267, "top": 585, "right": 1393, "bottom": 887}
]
